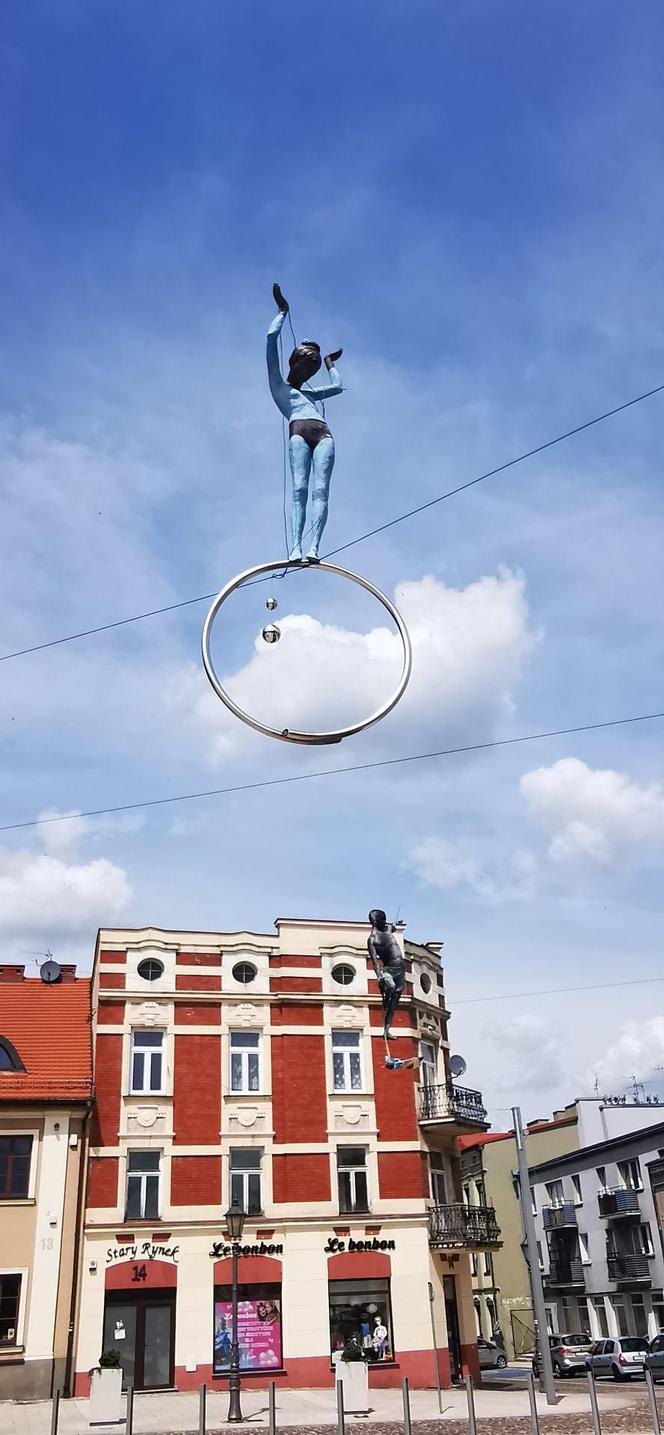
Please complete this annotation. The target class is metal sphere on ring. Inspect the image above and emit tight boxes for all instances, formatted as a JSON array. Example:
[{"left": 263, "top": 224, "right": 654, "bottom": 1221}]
[{"left": 201, "top": 558, "right": 412, "bottom": 746}]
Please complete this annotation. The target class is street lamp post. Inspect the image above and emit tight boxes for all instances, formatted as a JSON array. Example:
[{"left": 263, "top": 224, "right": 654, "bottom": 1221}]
[{"left": 225, "top": 1199, "right": 247, "bottom": 1423}]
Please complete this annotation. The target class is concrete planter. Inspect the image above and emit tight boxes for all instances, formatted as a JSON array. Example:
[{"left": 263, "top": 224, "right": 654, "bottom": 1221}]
[
  {"left": 338, "top": 1358, "right": 369, "bottom": 1413},
  {"left": 89, "top": 1367, "right": 123, "bottom": 1425}
]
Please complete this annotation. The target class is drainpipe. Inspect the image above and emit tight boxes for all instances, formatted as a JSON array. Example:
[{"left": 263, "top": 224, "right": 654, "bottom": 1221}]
[{"left": 63, "top": 1099, "right": 93, "bottom": 1397}]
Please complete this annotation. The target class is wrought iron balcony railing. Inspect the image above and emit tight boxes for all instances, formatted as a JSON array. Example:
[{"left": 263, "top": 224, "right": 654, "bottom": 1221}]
[
  {"left": 428, "top": 1202, "right": 501, "bottom": 1249},
  {"left": 607, "top": 1253, "right": 651, "bottom": 1282},
  {"left": 598, "top": 1189, "right": 641, "bottom": 1219},
  {"left": 418, "top": 1081, "right": 488, "bottom": 1126},
  {"left": 544, "top": 1259, "right": 585, "bottom": 1287},
  {"left": 543, "top": 1202, "right": 578, "bottom": 1229}
]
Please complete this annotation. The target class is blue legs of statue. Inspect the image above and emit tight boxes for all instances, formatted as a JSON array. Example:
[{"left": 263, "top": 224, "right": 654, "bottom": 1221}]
[{"left": 288, "top": 433, "right": 336, "bottom": 563}]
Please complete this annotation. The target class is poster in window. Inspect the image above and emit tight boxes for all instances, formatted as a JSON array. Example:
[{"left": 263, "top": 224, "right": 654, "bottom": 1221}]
[{"left": 214, "top": 1297, "right": 282, "bottom": 1372}]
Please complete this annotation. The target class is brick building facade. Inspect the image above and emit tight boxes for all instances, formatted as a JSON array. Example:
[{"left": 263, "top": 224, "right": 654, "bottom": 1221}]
[{"left": 74, "top": 918, "right": 497, "bottom": 1393}]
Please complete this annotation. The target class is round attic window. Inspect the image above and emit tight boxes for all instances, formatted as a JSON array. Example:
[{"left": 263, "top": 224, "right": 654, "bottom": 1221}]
[
  {"left": 232, "top": 961, "right": 257, "bottom": 984},
  {"left": 420, "top": 971, "right": 432, "bottom": 995},
  {"left": 331, "top": 964, "right": 355, "bottom": 986},
  {"left": 137, "top": 958, "right": 164, "bottom": 982}
]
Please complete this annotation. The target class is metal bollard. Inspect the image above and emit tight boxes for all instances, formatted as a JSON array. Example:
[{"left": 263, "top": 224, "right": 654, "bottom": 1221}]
[
  {"left": 586, "top": 1368, "right": 602, "bottom": 1435},
  {"left": 268, "top": 1380, "right": 277, "bottom": 1435},
  {"left": 526, "top": 1371, "right": 541, "bottom": 1435},
  {"left": 336, "top": 1374, "right": 345, "bottom": 1435},
  {"left": 464, "top": 1374, "right": 477, "bottom": 1435},
  {"left": 125, "top": 1377, "right": 134, "bottom": 1435},
  {"left": 645, "top": 1368, "right": 662, "bottom": 1435},
  {"left": 50, "top": 1387, "right": 61, "bottom": 1435},
  {"left": 199, "top": 1383, "right": 207, "bottom": 1435},
  {"left": 402, "top": 1377, "right": 412, "bottom": 1435}
]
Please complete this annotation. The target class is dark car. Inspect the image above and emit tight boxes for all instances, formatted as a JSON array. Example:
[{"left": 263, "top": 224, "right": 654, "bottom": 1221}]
[
  {"left": 645, "top": 1334, "right": 664, "bottom": 1382},
  {"left": 533, "top": 1332, "right": 592, "bottom": 1377}
]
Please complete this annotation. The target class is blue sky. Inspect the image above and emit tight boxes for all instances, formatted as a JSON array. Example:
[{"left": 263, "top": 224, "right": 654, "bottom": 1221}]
[{"left": 2, "top": 0, "right": 664, "bottom": 1119}]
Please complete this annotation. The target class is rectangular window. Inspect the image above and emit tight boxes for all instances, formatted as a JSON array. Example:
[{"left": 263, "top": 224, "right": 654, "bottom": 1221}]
[
  {"left": 429, "top": 1151, "right": 447, "bottom": 1205},
  {"left": 332, "top": 1032, "right": 363, "bottom": 1092},
  {"left": 230, "top": 1149, "right": 262, "bottom": 1215},
  {"left": 213, "top": 1283, "right": 281, "bottom": 1373},
  {"left": 130, "top": 1031, "right": 164, "bottom": 1094},
  {"left": 483, "top": 1251, "right": 492, "bottom": 1276},
  {"left": 537, "top": 1240, "right": 545, "bottom": 1272},
  {"left": 545, "top": 1179, "right": 565, "bottom": 1208},
  {"left": 618, "top": 1159, "right": 642, "bottom": 1191},
  {"left": 337, "top": 1147, "right": 369, "bottom": 1214},
  {"left": 596, "top": 1166, "right": 607, "bottom": 1192},
  {"left": 530, "top": 1187, "right": 537, "bottom": 1215},
  {"left": 419, "top": 1040, "right": 437, "bottom": 1086},
  {"left": 125, "top": 1150, "right": 160, "bottom": 1220},
  {"left": 471, "top": 1253, "right": 478, "bottom": 1276},
  {"left": 579, "top": 1231, "right": 591, "bottom": 1264},
  {"left": 632, "top": 1223, "right": 654, "bottom": 1256},
  {"left": 571, "top": 1174, "right": 582, "bottom": 1204},
  {"left": 329, "top": 1277, "right": 393, "bottom": 1362},
  {"left": 0, "top": 1137, "right": 32, "bottom": 1200},
  {"left": 0, "top": 1274, "right": 21, "bottom": 1346},
  {"left": 230, "top": 1032, "right": 261, "bottom": 1093}
]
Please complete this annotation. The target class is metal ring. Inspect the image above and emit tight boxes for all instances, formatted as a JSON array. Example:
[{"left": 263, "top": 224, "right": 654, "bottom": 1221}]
[{"left": 201, "top": 558, "right": 412, "bottom": 746}]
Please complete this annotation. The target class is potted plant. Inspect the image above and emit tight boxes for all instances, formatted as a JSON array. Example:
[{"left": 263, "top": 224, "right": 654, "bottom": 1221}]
[
  {"left": 89, "top": 1348, "right": 123, "bottom": 1425},
  {"left": 337, "top": 1340, "right": 369, "bottom": 1414}
]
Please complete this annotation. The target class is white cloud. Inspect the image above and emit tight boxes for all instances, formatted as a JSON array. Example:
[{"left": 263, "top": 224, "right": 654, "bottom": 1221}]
[
  {"left": 407, "top": 836, "right": 537, "bottom": 903},
  {"left": 586, "top": 1017, "right": 664, "bottom": 1093},
  {"left": 485, "top": 1014, "right": 565, "bottom": 1095},
  {"left": 520, "top": 758, "right": 664, "bottom": 864},
  {"left": 0, "top": 849, "right": 132, "bottom": 944},
  {"left": 177, "top": 569, "right": 536, "bottom": 763}
]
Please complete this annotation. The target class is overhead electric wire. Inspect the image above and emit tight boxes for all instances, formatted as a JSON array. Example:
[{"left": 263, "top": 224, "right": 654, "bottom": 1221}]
[
  {"left": 455, "top": 974, "right": 664, "bottom": 1006},
  {"left": 2, "top": 379, "right": 663, "bottom": 665},
  {"left": 1, "top": 705, "right": 662, "bottom": 836}
]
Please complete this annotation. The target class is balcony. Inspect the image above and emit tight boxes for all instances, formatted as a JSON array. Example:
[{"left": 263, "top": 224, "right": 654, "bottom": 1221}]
[
  {"left": 418, "top": 1082, "right": 488, "bottom": 1128},
  {"left": 607, "top": 1253, "right": 651, "bottom": 1283},
  {"left": 428, "top": 1202, "right": 501, "bottom": 1249},
  {"left": 544, "top": 1259, "right": 585, "bottom": 1288},
  {"left": 543, "top": 1202, "right": 578, "bottom": 1229},
  {"left": 598, "top": 1189, "right": 641, "bottom": 1219}
]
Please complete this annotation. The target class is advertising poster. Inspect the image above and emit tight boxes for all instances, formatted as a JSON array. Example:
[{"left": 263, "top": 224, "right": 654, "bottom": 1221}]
[{"left": 214, "top": 1298, "right": 282, "bottom": 1371}]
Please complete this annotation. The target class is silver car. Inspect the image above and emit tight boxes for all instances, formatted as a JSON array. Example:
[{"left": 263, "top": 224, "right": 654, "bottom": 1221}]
[
  {"left": 477, "top": 1337, "right": 507, "bottom": 1370},
  {"left": 586, "top": 1336, "right": 648, "bottom": 1380}
]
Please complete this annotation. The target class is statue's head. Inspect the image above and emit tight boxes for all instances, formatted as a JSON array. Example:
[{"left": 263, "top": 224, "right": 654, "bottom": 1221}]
[
  {"left": 369, "top": 908, "right": 387, "bottom": 929},
  {"left": 287, "top": 341, "right": 321, "bottom": 389}
]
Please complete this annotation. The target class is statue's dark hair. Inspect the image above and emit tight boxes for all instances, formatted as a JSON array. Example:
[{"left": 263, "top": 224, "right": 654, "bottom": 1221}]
[{"left": 369, "top": 908, "right": 387, "bottom": 925}]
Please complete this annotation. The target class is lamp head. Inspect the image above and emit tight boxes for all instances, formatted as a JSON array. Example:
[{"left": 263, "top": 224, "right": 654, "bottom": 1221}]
[{"left": 225, "top": 1199, "right": 247, "bottom": 1241}]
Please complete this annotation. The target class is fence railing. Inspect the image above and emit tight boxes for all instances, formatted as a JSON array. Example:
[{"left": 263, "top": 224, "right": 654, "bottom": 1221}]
[
  {"left": 542, "top": 1201, "right": 577, "bottom": 1228},
  {"left": 544, "top": 1257, "right": 585, "bottom": 1286},
  {"left": 419, "top": 1081, "right": 488, "bottom": 1125},
  {"left": 607, "top": 1251, "right": 651, "bottom": 1281},
  {"left": 598, "top": 1188, "right": 641, "bottom": 1218},
  {"left": 428, "top": 1201, "right": 501, "bottom": 1248}
]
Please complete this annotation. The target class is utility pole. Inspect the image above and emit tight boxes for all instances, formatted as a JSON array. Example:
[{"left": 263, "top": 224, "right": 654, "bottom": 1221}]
[{"left": 512, "top": 1106, "right": 557, "bottom": 1407}]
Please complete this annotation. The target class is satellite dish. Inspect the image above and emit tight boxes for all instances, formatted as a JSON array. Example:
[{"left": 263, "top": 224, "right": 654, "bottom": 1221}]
[
  {"left": 40, "top": 959, "right": 61, "bottom": 985},
  {"left": 449, "top": 1054, "right": 467, "bottom": 1079}
]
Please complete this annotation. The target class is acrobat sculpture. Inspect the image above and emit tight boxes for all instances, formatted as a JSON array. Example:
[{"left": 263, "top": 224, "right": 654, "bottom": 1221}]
[
  {"left": 267, "top": 283, "right": 343, "bottom": 563},
  {"left": 368, "top": 909, "right": 420, "bottom": 1071}
]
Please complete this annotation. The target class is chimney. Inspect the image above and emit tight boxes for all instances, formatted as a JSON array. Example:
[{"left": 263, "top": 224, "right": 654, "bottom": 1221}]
[{"left": 0, "top": 965, "right": 25, "bottom": 982}]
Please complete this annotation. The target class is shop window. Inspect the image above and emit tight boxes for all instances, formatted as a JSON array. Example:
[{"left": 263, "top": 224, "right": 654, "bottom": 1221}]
[
  {"left": 0, "top": 1136, "right": 32, "bottom": 1200},
  {"left": 230, "top": 1032, "right": 261, "bottom": 1093},
  {"left": 329, "top": 1277, "right": 393, "bottom": 1363},
  {"left": 419, "top": 1040, "right": 437, "bottom": 1086},
  {"left": 130, "top": 1031, "right": 164, "bottom": 1094},
  {"left": 618, "top": 1159, "right": 642, "bottom": 1191},
  {"left": 332, "top": 1031, "right": 362, "bottom": 1092},
  {"left": 0, "top": 1037, "right": 24, "bottom": 1072},
  {"left": 0, "top": 1274, "right": 22, "bottom": 1345},
  {"left": 126, "top": 1150, "right": 160, "bottom": 1220},
  {"left": 337, "top": 1147, "right": 369, "bottom": 1214},
  {"left": 213, "top": 1283, "right": 282, "bottom": 1372},
  {"left": 229, "top": 1148, "right": 262, "bottom": 1214},
  {"left": 429, "top": 1151, "right": 447, "bottom": 1205}
]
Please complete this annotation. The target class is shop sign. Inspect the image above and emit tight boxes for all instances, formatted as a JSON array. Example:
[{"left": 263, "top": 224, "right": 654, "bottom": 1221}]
[
  {"left": 324, "top": 1235, "right": 395, "bottom": 1254},
  {"left": 209, "top": 1239, "right": 284, "bottom": 1259},
  {"left": 214, "top": 1295, "right": 282, "bottom": 1372},
  {"left": 105, "top": 1241, "right": 179, "bottom": 1265}
]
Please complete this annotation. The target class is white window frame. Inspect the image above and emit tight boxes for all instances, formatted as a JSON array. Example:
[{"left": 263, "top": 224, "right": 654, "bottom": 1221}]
[
  {"left": 130, "top": 1030, "right": 165, "bottom": 1095},
  {"left": 229, "top": 1031, "right": 262, "bottom": 1094},
  {"left": 229, "top": 1148, "right": 262, "bottom": 1215},
  {"left": 419, "top": 1040, "right": 437, "bottom": 1086},
  {"left": 331, "top": 1031, "right": 363, "bottom": 1092},
  {"left": 337, "top": 1146, "right": 370, "bottom": 1214},
  {"left": 0, "top": 1130, "right": 38, "bottom": 1201},
  {"left": 618, "top": 1158, "right": 643, "bottom": 1191},
  {"left": 125, "top": 1149, "right": 161, "bottom": 1221},
  {"left": 429, "top": 1151, "right": 447, "bottom": 1205},
  {"left": 579, "top": 1231, "right": 591, "bottom": 1264},
  {"left": 633, "top": 1223, "right": 654, "bottom": 1257},
  {"left": 0, "top": 1267, "right": 28, "bottom": 1349}
]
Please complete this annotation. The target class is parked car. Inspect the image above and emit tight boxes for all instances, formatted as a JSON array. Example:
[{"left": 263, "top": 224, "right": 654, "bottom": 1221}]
[
  {"left": 477, "top": 1338, "right": 507, "bottom": 1370},
  {"left": 533, "top": 1333, "right": 592, "bottom": 1377},
  {"left": 645, "top": 1333, "right": 664, "bottom": 1382},
  {"left": 586, "top": 1336, "right": 649, "bottom": 1380}
]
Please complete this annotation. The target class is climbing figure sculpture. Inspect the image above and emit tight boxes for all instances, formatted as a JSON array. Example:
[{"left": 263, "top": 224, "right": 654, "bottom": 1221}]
[
  {"left": 267, "top": 283, "right": 343, "bottom": 563},
  {"left": 368, "top": 908, "right": 418, "bottom": 1072}
]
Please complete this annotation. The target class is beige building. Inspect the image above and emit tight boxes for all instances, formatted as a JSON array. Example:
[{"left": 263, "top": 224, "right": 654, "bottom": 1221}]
[{"left": 0, "top": 963, "right": 92, "bottom": 1399}]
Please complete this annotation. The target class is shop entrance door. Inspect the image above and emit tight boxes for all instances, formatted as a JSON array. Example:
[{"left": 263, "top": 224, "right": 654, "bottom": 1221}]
[
  {"left": 443, "top": 1276, "right": 462, "bottom": 1382},
  {"left": 103, "top": 1291, "right": 175, "bottom": 1390}
]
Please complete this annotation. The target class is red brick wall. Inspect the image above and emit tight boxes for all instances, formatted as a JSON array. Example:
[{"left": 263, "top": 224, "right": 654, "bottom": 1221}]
[
  {"left": 87, "top": 1157, "right": 119, "bottom": 1207},
  {"left": 270, "top": 1004, "right": 324, "bottom": 1027},
  {"left": 273, "top": 1153, "right": 330, "bottom": 1203},
  {"left": 171, "top": 1156, "right": 221, "bottom": 1205},
  {"left": 173, "top": 1034, "right": 220, "bottom": 1143},
  {"left": 176, "top": 953, "right": 221, "bottom": 966},
  {"left": 97, "top": 1002, "right": 125, "bottom": 1025},
  {"left": 175, "top": 1003, "right": 221, "bottom": 1025},
  {"left": 372, "top": 1039, "right": 419, "bottom": 1141},
  {"left": 272, "top": 1033, "right": 327, "bottom": 1142},
  {"left": 99, "top": 971, "right": 125, "bottom": 990},
  {"left": 93, "top": 1033, "right": 123, "bottom": 1145},
  {"left": 175, "top": 973, "right": 221, "bottom": 990},
  {"left": 270, "top": 976, "right": 323, "bottom": 992},
  {"left": 377, "top": 1151, "right": 427, "bottom": 1200}
]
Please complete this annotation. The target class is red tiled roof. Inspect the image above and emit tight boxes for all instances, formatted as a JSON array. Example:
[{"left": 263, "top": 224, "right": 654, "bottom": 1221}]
[
  {"left": 457, "top": 1131, "right": 513, "bottom": 1149},
  {"left": 0, "top": 968, "right": 92, "bottom": 1102}
]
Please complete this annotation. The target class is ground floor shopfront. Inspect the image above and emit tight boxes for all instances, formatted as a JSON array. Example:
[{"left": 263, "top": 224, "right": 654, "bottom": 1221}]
[
  {"left": 74, "top": 1221, "right": 480, "bottom": 1394},
  {"left": 545, "top": 1289, "right": 664, "bottom": 1342}
]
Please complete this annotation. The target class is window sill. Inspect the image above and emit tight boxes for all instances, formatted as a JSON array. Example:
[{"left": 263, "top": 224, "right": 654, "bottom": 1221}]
[
  {"left": 224, "top": 1092, "right": 267, "bottom": 1099},
  {"left": 0, "top": 1198, "right": 34, "bottom": 1207},
  {"left": 330, "top": 1090, "right": 372, "bottom": 1099},
  {"left": 0, "top": 1347, "right": 25, "bottom": 1364}
]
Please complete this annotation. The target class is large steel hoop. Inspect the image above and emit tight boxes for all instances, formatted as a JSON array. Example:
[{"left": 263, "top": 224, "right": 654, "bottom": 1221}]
[{"left": 201, "top": 558, "right": 413, "bottom": 746}]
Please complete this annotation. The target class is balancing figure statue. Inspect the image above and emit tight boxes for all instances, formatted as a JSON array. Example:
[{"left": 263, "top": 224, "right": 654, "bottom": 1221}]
[
  {"left": 368, "top": 908, "right": 419, "bottom": 1071},
  {"left": 267, "top": 283, "right": 344, "bottom": 563}
]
